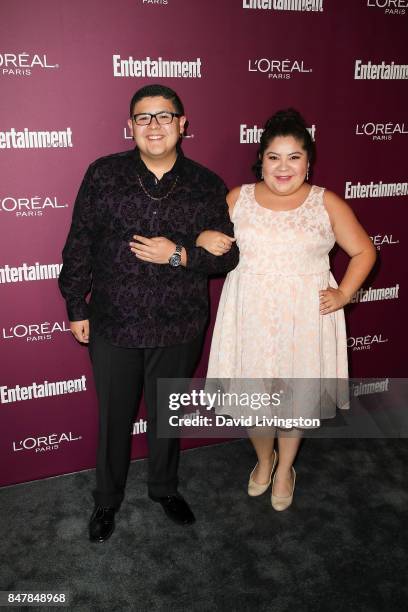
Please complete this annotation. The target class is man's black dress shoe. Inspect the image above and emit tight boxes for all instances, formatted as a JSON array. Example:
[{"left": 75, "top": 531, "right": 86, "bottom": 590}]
[
  {"left": 89, "top": 506, "right": 116, "bottom": 542},
  {"left": 149, "top": 493, "right": 195, "bottom": 525}
]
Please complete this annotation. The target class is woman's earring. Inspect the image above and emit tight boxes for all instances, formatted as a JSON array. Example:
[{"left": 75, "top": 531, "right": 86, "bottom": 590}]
[
  {"left": 261, "top": 167, "right": 264, "bottom": 180},
  {"left": 306, "top": 164, "right": 310, "bottom": 181}
]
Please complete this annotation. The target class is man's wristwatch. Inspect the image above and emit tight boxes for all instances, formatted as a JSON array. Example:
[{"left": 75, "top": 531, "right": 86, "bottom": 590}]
[{"left": 168, "top": 244, "right": 183, "bottom": 267}]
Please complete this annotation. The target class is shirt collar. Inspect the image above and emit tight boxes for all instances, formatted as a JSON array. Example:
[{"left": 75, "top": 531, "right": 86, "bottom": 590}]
[{"left": 132, "top": 146, "right": 185, "bottom": 185}]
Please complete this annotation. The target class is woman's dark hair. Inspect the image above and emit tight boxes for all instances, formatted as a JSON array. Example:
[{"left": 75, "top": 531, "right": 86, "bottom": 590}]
[
  {"left": 252, "top": 108, "right": 315, "bottom": 180},
  {"left": 129, "top": 84, "right": 185, "bottom": 117}
]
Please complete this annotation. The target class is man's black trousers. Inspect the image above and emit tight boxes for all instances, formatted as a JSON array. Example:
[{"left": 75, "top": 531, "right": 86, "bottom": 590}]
[{"left": 89, "top": 330, "right": 203, "bottom": 509}]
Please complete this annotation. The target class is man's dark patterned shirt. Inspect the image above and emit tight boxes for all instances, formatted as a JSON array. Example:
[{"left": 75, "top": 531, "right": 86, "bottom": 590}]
[{"left": 58, "top": 148, "right": 239, "bottom": 347}]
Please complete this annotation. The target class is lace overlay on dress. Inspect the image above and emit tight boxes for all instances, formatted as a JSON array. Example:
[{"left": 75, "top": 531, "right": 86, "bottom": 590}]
[{"left": 206, "top": 184, "right": 349, "bottom": 426}]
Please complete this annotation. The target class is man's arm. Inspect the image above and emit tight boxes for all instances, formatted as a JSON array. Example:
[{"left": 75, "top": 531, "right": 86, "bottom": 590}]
[
  {"left": 58, "top": 164, "right": 97, "bottom": 321},
  {"left": 184, "top": 179, "right": 239, "bottom": 275}
]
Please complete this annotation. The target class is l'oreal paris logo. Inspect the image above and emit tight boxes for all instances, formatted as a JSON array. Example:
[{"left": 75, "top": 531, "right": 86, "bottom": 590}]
[
  {"left": 248, "top": 58, "right": 312, "bottom": 79},
  {"left": 366, "top": 0, "right": 407, "bottom": 15},
  {"left": 347, "top": 334, "right": 389, "bottom": 351},
  {"left": 0, "top": 52, "right": 58, "bottom": 77},
  {"left": 355, "top": 122, "right": 408, "bottom": 140},
  {"left": 2, "top": 320, "right": 70, "bottom": 342},
  {"left": 13, "top": 432, "right": 81, "bottom": 453},
  {"left": 0, "top": 196, "right": 68, "bottom": 217}
]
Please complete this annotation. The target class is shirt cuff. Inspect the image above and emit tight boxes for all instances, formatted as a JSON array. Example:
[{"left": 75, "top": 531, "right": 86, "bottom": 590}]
[{"left": 66, "top": 300, "right": 90, "bottom": 322}]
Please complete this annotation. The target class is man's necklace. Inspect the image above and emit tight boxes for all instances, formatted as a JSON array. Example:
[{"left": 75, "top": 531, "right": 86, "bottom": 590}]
[{"left": 137, "top": 174, "right": 179, "bottom": 201}]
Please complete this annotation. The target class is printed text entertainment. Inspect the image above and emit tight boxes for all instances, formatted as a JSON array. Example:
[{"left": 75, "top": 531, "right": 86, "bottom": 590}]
[
  {"left": 345, "top": 181, "right": 408, "bottom": 199},
  {"left": 351, "top": 284, "right": 399, "bottom": 303},
  {"left": 243, "top": 0, "right": 323, "bottom": 11},
  {"left": 0, "top": 128, "right": 73, "bottom": 149},
  {"left": 1, "top": 376, "right": 87, "bottom": 404},
  {"left": 113, "top": 55, "right": 202, "bottom": 78},
  {"left": 354, "top": 60, "right": 408, "bottom": 80},
  {"left": 0, "top": 262, "right": 62, "bottom": 283}
]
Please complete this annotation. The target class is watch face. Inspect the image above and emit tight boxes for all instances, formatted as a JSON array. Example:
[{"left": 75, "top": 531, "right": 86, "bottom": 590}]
[{"left": 169, "top": 253, "right": 181, "bottom": 267}]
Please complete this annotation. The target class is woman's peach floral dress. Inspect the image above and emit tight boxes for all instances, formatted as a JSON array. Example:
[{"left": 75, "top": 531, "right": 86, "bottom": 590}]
[{"left": 206, "top": 184, "right": 349, "bottom": 423}]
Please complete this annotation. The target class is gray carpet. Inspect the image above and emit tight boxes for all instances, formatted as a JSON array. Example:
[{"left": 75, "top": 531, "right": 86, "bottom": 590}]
[{"left": 1, "top": 438, "right": 407, "bottom": 612}]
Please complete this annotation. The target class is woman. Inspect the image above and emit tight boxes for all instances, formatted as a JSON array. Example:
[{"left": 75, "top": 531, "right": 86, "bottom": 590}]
[{"left": 197, "top": 109, "right": 376, "bottom": 511}]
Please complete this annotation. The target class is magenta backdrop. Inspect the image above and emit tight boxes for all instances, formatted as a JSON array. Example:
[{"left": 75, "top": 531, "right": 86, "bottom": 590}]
[{"left": 1, "top": 0, "right": 407, "bottom": 487}]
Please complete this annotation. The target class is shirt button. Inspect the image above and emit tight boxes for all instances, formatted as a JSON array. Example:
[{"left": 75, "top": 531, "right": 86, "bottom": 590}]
[{"left": 153, "top": 211, "right": 157, "bottom": 215}]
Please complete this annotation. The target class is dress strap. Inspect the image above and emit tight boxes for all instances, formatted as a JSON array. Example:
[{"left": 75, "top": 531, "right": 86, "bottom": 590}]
[{"left": 304, "top": 185, "right": 326, "bottom": 210}]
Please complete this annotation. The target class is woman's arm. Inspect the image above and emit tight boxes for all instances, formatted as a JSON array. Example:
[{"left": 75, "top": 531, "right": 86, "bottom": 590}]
[
  {"left": 226, "top": 186, "right": 241, "bottom": 217},
  {"left": 320, "top": 190, "right": 376, "bottom": 314},
  {"left": 195, "top": 186, "right": 241, "bottom": 256}
]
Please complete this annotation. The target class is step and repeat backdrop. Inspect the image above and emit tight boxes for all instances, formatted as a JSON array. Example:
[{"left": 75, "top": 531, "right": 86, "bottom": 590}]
[{"left": 1, "top": 0, "right": 407, "bottom": 487}]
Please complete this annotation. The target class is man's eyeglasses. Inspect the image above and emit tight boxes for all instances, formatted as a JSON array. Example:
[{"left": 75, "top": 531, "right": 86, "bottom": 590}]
[{"left": 132, "top": 111, "right": 182, "bottom": 126}]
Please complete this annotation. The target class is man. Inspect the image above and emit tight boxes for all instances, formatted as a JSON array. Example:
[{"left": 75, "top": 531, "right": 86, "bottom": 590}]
[{"left": 59, "top": 84, "right": 239, "bottom": 542}]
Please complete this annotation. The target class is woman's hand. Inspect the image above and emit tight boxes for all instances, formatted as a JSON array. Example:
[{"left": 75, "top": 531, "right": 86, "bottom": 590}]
[
  {"left": 196, "top": 230, "right": 236, "bottom": 256},
  {"left": 319, "top": 287, "right": 350, "bottom": 315}
]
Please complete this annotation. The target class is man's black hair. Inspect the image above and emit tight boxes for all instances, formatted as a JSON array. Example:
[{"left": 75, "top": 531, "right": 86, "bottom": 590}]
[{"left": 129, "top": 84, "right": 185, "bottom": 117}]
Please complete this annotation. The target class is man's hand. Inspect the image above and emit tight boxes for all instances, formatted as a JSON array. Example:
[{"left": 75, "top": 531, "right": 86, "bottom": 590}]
[
  {"left": 70, "top": 320, "right": 90, "bottom": 343},
  {"left": 129, "top": 235, "right": 176, "bottom": 264}
]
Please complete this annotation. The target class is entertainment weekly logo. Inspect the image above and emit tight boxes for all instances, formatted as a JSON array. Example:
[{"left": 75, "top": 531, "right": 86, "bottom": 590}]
[
  {"left": 0, "top": 52, "right": 59, "bottom": 77},
  {"left": 350, "top": 284, "right": 399, "bottom": 303},
  {"left": 370, "top": 233, "right": 399, "bottom": 250},
  {"left": 367, "top": 0, "right": 407, "bottom": 15},
  {"left": 2, "top": 320, "right": 70, "bottom": 343},
  {"left": 347, "top": 333, "right": 389, "bottom": 352},
  {"left": 0, "top": 128, "right": 73, "bottom": 149},
  {"left": 240, "top": 124, "right": 316, "bottom": 143},
  {"left": 0, "top": 376, "right": 87, "bottom": 404},
  {"left": 0, "top": 262, "right": 62, "bottom": 284},
  {"left": 354, "top": 60, "right": 408, "bottom": 79},
  {"left": 113, "top": 55, "right": 202, "bottom": 78},
  {"left": 243, "top": 0, "right": 323, "bottom": 11},
  {"left": 12, "top": 431, "right": 82, "bottom": 454},
  {"left": 248, "top": 58, "right": 312, "bottom": 79},
  {"left": 355, "top": 122, "right": 408, "bottom": 141},
  {"left": 344, "top": 180, "right": 408, "bottom": 199},
  {"left": 0, "top": 195, "right": 68, "bottom": 217}
]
